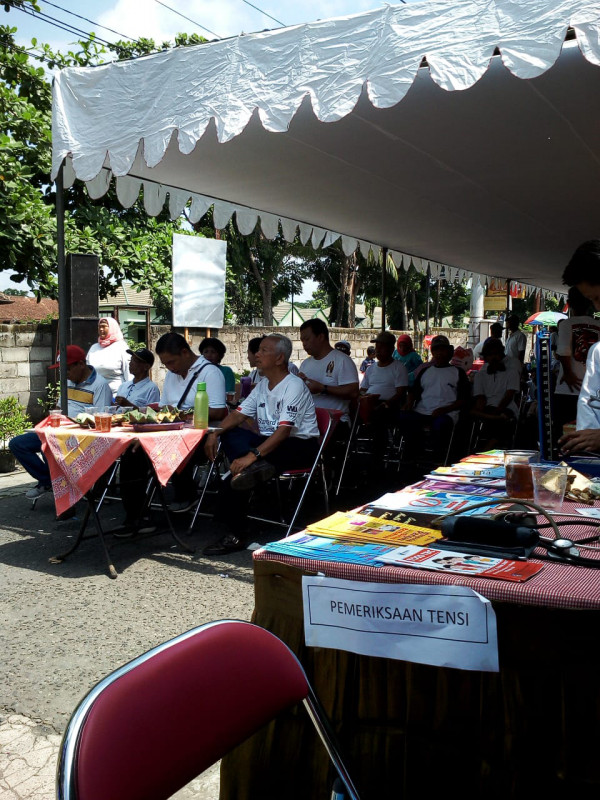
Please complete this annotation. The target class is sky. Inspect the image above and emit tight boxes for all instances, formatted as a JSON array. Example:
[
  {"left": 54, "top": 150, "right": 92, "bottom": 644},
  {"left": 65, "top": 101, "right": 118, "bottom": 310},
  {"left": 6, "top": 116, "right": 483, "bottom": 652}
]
[{"left": 5, "top": 0, "right": 423, "bottom": 295}]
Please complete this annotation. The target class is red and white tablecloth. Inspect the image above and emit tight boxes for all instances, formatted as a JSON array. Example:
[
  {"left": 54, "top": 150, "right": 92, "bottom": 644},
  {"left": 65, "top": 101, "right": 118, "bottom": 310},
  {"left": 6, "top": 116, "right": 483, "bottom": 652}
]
[
  {"left": 254, "top": 501, "right": 600, "bottom": 611},
  {"left": 36, "top": 417, "right": 207, "bottom": 516}
]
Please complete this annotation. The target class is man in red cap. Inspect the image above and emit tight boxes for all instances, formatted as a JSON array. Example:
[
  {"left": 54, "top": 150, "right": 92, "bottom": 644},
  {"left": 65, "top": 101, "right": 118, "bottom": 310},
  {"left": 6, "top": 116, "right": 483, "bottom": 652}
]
[{"left": 9, "top": 345, "right": 112, "bottom": 499}]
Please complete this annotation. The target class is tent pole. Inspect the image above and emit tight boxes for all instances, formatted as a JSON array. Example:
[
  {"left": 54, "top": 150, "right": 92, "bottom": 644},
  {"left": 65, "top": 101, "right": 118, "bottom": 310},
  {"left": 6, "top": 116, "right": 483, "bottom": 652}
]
[
  {"left": 505, "top": 279, "right": 511, "bottom": 319},
  {"left": 425, "top": 264, "right": 431, "bottom": 335},
  {"left": 381, "top": 247, "right": 388, "bottom": 331},
  {"left": 56, "top": 163, "right": 68, "bottom": 415}
]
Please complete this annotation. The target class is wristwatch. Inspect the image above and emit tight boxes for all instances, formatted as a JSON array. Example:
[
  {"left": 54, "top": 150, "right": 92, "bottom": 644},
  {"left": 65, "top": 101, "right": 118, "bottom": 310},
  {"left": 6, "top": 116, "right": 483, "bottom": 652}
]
[{"left": 249, "top": 447, "right": 262, "bottom": 459}]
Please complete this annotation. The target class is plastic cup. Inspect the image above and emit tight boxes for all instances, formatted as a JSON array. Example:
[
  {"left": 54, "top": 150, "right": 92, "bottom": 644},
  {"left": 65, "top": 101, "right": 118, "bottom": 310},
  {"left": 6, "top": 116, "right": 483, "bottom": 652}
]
[
  {"left": 94, "top": 412, "right": 112, "bottom": 433},
  {"left": 49, "top": 409, "right": 62, "bottom": 428},
  {"left": 531, "top": 463, "right": 568, "bottom": 512},
  {"left": 104, "top": 405, "right": 119, "bottom": 414},
  {"left": 504, "top": 450, "right": 540, "bottom": 500}
]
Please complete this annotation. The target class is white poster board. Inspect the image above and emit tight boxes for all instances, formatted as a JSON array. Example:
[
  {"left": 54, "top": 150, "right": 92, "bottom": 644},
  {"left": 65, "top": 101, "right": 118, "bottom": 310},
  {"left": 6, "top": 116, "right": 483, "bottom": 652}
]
[
  {"left": 302, "top": 576, "right": 499, "bottom": 672},
  {"left": 172, "top": 233, "right": 227, "bottom": 328}
]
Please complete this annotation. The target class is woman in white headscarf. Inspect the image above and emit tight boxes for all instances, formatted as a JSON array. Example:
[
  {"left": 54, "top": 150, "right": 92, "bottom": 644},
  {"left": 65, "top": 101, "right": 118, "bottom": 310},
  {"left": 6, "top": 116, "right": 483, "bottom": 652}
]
[{"left": 86, "top": 317, "right": 132, "bottom": 397}]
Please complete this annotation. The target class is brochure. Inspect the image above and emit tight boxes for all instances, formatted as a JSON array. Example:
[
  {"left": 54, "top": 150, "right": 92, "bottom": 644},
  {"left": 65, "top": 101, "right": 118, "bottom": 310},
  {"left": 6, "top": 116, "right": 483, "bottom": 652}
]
[
  {"left": 410, "top": 479, "right": 505, "bottom": 496},
  {"left": 431, "top": 464, "right": 506, "bottom": 479},
  {"left": 425, "top": 472, "right": 505, "bottom": 488},
  {"left": 305, "top": 511, "right": 442, "bottom": 545},
  {"left": 263, "top": 533, "right": 392, "bottom": 567},
  {"left": 375, "top": 544, "right": 543, "bottom": 582},
  {"left": 370, "top": 491, "right": 510, "bottom": 517},
  {"left": 459, "top": 450, "right": 506, "bottom": 465}
]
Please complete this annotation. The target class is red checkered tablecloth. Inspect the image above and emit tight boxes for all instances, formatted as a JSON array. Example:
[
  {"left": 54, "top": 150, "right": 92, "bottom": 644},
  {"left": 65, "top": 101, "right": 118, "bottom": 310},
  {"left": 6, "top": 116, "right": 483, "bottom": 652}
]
[
  {"left": 36, "top": 418, "right": 207, "bottom": 516},
  {"left": 254, "top": 502, "right": 600, "bottom": 611}
]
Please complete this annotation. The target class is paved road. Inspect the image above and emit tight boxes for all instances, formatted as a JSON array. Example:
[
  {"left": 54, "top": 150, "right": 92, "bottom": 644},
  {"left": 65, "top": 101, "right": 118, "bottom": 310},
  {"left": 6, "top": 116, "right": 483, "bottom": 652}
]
[{"left": 0, "top": 469, "right": 256, "bottom": 799}]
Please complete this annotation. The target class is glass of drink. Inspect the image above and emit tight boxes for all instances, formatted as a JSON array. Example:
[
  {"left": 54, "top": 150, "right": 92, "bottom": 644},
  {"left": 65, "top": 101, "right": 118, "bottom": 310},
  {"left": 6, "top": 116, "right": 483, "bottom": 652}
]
[
  {"left": 504, "top": 450, "right": 540, "bottom": 499},
  {"left": 531, "top": 463, "right": 568, "bottom": 512},
  {"left": 94, "top": 412, "right": 112, "bottom": 433},
  {"left": 49, "top": 409, "right": 62, "bottom": 428}
]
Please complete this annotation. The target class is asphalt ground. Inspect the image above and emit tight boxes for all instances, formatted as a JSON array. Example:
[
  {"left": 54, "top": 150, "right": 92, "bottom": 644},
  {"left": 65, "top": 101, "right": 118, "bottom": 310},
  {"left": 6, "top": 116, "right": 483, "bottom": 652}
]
[{"left": 0, "top": 467, "right": 259, "bottom": 800}]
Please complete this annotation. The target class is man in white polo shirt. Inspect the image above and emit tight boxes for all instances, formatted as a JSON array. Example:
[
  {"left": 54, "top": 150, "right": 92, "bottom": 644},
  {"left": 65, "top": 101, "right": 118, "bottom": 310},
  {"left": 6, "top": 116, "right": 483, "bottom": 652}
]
[
  {"left": 203, "top": 334, "right": 319, "bottom": 556},
  {"left": 298, "top": 318, "right": 359, "bottom": 425},
  {"left": 472, "top": 338, "right": 520, "bottom": 448}
]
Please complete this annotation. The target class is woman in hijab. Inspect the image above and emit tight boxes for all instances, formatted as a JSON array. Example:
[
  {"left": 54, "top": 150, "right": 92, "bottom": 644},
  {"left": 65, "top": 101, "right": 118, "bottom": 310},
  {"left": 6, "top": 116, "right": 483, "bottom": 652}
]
[
  {"left": 86, "top": 317, "right": 132, "bottom": 396},
  {"left": 393, "top": 334, "right": 423, "bottom": 386}
]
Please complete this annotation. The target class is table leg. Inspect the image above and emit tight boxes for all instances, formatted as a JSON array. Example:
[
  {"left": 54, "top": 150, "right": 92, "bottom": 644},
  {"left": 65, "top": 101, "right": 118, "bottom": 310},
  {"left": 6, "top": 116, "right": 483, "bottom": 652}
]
[
  {"left": 152, "top": 480, "right": 195, "bottom": 554},
  {"left": 49, "top": 494, "right": 119, "bottom": 578}
]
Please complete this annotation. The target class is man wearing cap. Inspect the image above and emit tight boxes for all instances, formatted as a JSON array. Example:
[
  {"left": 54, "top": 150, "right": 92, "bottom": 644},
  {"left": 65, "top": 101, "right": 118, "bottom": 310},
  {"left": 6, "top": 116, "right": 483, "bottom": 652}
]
[
  {"left": 334, "top": 340, "right": 352, "bottom": 356},
  {"left": 114, "top": 348, "right": 160, "bottom": 409},
  {"left": 9, "top": 345, "right": 113, "bottom": 499},
  {"left": 396, "top": 334, "right": 470, "bottom": 464},
  {"left": 471, "top": 338, "right": 520, "bottom": 448}
]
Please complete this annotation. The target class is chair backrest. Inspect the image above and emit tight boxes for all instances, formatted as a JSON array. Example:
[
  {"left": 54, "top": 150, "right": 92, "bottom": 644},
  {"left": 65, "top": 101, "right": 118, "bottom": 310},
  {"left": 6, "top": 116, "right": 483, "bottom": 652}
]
[
  {"left": 57, "top": 621, "right": 310, "bottom": 800},
  {"left": 315, "top": 406, "right": 343, "bottom": 448}
]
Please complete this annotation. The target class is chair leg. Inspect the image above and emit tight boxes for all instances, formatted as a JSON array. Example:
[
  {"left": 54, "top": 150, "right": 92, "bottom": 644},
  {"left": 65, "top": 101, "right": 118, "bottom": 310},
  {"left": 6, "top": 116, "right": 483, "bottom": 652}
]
[
  {"left": 320, "top": 463, "right": 329, "bottom": 515},
  {"left": 187, "top": 455, "right": 221, "bottom": 533},
  {"left": 285, "top": 463, "right": 319, "bottom": 538}
]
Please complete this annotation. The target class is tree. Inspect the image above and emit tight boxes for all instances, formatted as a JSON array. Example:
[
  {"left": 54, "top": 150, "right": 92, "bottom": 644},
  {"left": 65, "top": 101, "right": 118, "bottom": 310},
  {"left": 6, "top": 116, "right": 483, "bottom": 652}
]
[{"left": 0, "top": 25, "right": 192, "bottom": 304}]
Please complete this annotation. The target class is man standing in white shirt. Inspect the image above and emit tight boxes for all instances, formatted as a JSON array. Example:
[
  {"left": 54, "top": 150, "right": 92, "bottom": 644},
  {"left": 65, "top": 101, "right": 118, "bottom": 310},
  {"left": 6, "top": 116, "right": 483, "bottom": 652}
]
[
  {"left": 559, "top": 240, "right": 600, "bottom": 454},
  {"left": 203, "top": 334, "right": 319, "bottom": 555},
  {"left": 298, "top": 318, "right": 359, "bottom": 424},
  {"left": 504, "top": 315, "right": 527, "bottom": 365}
]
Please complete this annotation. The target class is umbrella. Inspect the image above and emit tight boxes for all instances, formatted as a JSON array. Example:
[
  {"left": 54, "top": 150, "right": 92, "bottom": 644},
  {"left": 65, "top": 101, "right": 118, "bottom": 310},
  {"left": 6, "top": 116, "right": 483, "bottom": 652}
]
[{"left": 524, "top": 311, "right": 567, "bottom": 326}]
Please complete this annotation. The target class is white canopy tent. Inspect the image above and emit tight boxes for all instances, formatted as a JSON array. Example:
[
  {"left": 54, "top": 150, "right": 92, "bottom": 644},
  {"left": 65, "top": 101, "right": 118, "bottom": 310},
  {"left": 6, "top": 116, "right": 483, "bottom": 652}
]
[{"left": 52, "top": 0, "right": 600, "bottom": 296}]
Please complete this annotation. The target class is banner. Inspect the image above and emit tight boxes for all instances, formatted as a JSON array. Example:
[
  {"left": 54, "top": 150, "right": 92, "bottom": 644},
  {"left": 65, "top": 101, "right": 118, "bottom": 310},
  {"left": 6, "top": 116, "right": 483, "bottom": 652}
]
[{"left": 172, "top": 233, "right": 227, "bottom": 327}]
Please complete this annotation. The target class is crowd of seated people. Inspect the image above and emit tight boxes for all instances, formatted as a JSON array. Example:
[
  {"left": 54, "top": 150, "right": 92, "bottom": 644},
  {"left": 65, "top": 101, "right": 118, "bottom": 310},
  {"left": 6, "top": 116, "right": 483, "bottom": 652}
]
[{"left": 11, "top": 314, "right": 547, "bottom": 549}]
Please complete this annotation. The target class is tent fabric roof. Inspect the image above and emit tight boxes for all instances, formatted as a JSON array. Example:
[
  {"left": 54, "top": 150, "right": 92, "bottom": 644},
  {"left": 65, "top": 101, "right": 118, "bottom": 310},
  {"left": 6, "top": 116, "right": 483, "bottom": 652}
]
[{"left": 52, "top": 0, "right": 600, "bottom": 293}]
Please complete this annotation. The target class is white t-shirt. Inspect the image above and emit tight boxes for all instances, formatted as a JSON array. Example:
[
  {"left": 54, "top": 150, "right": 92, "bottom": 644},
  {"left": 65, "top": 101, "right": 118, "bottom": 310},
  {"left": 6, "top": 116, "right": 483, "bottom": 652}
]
[
  {"left": 87, "top": 340, "right": 132, "bottom": 396},
  {"left": 505, "top": 329, "right": 527, "bottom": 361},
  {"left": 299, "top": 349, "right": 358, "bottom": 422},
  {"left": 473, "top": 359, "right": 520, "bottom": 416},
  {"left": 577, "top": 341, "right": 600, "bottom": 430},
  {"left": 238, "top": 373, "right": 319, "bottom": 439},
  {"left": 161, "top": 355, "right": 226, "bottom": 410},
  {"left": 414, "top": 364, "right": 466, "bottom": 422},
  {"left": 361, "top": 361, "right": 408, "bottom": 401},
  {"left": 555, "top": 316, "right": 600, "bottom": 396}
]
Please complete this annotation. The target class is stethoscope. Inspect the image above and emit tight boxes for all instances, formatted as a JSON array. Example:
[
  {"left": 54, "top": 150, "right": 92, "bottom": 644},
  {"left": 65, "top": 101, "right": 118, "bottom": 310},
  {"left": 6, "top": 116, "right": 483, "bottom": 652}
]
[{"left": 437, "top": 500, "right": 600, "bottom": 569}]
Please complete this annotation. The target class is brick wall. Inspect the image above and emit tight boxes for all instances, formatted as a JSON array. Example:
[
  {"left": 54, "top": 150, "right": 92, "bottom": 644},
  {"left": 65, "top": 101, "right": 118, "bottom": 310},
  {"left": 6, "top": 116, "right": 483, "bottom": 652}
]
[
  {"left": 0, "top": 324, "right": 54, "bottom": 422},
  {"left": 150, "top": 325, "right": 468, "bottom": 384},
  {"left": 0, "top": 323, "right": 468, "bottom": 420}
]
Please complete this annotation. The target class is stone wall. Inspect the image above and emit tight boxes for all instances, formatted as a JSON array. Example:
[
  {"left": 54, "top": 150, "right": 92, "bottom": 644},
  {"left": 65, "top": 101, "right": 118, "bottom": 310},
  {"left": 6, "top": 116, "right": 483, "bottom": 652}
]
[
  {"left": 0, "top": 324, "right": 54, "bottom": 422},
  {"left": 151, "top": 324, "right": 468, "bottom": 383},
  {"left": 0, "top": 323, "right": 468, "bottom": 420}
]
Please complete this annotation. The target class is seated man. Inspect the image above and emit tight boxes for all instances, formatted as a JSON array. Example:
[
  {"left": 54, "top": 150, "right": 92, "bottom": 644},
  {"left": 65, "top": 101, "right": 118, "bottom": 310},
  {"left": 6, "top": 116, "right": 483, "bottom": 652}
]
[
  {"left": 203, "top": 333, "right": 319, "bottom": 556},
  {"left": 471, "top": 338, "right": 520, "bottom": 448},
  {"left": 198, "top": 337, "right": 236, "bottom": 398},
  {"left": 360, "top": 331, "right": 408, "bottom": 466},
  {"left": 117, "top": 333, "right": 228, "bottom": 532},
  {"left": 396, "top": 335, "right": 470, "bottom": 465},
  {"left": 299, "top": 318, "right": 359, "bottom": 426},
  {"left": 114, "top": 348, "right": 160, "bottom": 408},
  {"left": 9, "top": 345, "right": 113, "bottom": 499}
]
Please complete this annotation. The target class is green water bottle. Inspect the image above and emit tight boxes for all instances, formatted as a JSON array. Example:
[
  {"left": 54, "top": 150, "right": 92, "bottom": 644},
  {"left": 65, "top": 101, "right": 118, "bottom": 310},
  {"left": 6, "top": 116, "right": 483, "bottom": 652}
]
[{"left": 193, "top": 381, "right": 209, "bottom": 430}]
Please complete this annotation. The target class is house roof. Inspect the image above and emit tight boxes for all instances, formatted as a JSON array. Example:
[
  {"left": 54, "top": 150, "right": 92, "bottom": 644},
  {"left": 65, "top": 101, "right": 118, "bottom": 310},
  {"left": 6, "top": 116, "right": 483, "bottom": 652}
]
[
  {"left": 100, "top": 282, "right": 154, "bottom": 308},
  {"left": 0, "top": 296, "right": 58, "bottom": 323}
]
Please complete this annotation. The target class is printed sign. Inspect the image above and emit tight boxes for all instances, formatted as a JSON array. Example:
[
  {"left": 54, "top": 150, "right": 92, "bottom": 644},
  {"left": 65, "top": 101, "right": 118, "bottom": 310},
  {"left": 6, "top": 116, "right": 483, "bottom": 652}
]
[{"left": 302, "top": 576, "right": 498, "bottom": 672}]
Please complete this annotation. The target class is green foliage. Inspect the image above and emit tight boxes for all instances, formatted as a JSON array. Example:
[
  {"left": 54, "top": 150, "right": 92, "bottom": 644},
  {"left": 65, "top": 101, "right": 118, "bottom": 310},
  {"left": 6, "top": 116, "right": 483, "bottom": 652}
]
[
  {"left": 0, "top": 395, "right": 30, "bottom": 449},
  {"left": 36, "top": 380, "right": 59, "bottom": 414}
]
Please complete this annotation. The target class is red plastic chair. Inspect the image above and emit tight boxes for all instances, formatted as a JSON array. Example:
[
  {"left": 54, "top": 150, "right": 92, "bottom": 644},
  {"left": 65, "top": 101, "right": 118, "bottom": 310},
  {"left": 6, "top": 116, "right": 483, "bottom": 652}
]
[
  {"left": 250, "top": 407, "right": 342, "bottom": 537},
  {"left": 56, "top": 620, "right": 360, "bottom": 800}
]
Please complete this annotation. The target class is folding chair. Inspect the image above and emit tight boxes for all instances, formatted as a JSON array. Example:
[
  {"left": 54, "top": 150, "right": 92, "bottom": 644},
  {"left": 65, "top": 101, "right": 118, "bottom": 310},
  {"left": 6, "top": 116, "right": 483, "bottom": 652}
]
[
  {"left": 56, "top": 620, "right": 360, "bottom": 800},
  {"left": 249, "top": 407, "right": 342, "bottom": 537}
]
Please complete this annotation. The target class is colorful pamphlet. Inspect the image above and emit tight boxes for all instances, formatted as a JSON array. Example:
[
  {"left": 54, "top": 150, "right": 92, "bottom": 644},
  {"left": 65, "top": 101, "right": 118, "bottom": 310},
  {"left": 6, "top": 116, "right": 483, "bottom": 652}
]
[
  {"left": 370, "top": 491, "right": 510, "bottom": 517},
  {"left": 431, "top": 464, "right": 506, "bottom": 479},
  {"left": 459, "top": 450, "right": 506, "bottom": 465},
  {"left": 375, "top": 544, "right": 543, "bottom": 582},
  {"left": 305, "top": 511, "right": 442, "bottom": 545},
  {"left": 263, "top": 533, "right": 392, "bottom": 567},
  {"left": 424, "top": 472, "right": 505, "bottom": 488},
  {"left": 410, "top": 479, "right": 505, "bottom": 496}
]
